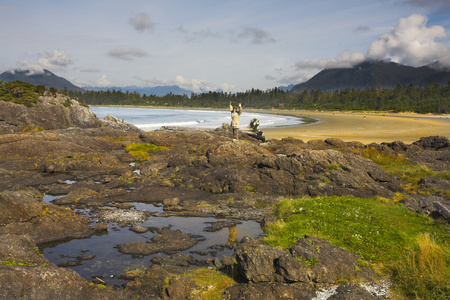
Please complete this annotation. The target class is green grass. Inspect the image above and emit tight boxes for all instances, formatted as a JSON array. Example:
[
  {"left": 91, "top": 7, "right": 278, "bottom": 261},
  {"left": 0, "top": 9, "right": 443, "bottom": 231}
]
[
  {"left": 263, "top": 196, "right": 450, "bottom": 299},
  {"left": 125, "top": 143, "right": 168, "bottom": 160},
  {"left": 357, "top": 147, "right": 450, "bottom": 185}
]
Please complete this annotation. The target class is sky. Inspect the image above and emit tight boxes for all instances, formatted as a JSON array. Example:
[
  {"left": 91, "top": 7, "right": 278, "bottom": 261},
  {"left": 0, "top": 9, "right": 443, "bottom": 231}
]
[{"left": 1, "top": 0, "right": 450, "bottom": 93}]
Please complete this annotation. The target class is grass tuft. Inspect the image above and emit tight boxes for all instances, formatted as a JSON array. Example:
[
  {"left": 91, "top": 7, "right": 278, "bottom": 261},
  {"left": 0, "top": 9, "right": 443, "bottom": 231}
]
[{"left": 125, "top": 143, "right": 168, "bottom": 160}]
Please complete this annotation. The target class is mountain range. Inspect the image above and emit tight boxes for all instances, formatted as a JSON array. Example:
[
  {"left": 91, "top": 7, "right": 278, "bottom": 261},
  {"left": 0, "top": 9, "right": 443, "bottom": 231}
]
[
  {"left": 0, "top": 69, "right": 85, "bottom": 93},
  {"left": 2, "top": 60, "right": 450, "bottom": 96},
  {"left": 291, "top": 60, "right": 450, "bottom": 92}
]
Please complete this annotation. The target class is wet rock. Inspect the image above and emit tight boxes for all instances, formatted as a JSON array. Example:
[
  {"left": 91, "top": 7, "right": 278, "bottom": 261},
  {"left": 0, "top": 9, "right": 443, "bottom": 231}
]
[
  {"left": 329, "top": 283, "right": 378, "bottom": 299},
  {"left": 117, "top": 227, "right": 198, "bottom": 256},
  {"left": 92, "top": 222, "right": 108, "bottom": 232},
  {"left": 151, "top": 253, "right": 194, "bottom": 269},
  {"left": 130, "top": 224, "right": 149, "bottom": 233},
  {"left": 58, "top": 260, "right": 82, "bottom": 267}
]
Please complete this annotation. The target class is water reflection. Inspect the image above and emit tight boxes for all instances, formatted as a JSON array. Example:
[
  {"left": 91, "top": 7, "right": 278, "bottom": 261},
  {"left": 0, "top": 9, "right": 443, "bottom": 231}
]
[
  {"left": 41, "top": 205, "right": 264, "bottom": 287},
  {"left": 227, "top": 226, "right": 239, "bottom": 246}
]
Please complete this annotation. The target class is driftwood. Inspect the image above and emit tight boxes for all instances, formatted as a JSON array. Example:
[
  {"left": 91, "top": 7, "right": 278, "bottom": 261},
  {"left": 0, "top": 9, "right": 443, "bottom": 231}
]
[{"left": 433, "top": 201, "right": 450, "bottom": 220}]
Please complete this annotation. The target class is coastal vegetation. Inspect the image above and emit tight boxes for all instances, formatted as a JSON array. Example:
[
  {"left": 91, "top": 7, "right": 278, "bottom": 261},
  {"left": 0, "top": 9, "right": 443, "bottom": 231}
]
[
  {"left": 263, "top": 196, "right": 450, "bottom": 299},
  {"left": 2, "top": 79, "right": 449, "bottom": 114},
  {"left": 67, "top": 81, "right": 450, "bottom": 114}
]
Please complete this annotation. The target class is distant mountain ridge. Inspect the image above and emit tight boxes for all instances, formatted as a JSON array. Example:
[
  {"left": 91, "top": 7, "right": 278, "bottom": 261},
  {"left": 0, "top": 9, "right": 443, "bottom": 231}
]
[
  {"left": 0, "top": 69, "right": 85, "bottom": 92},
  {"left": 84, "top": 85, "right": 195, "bottom": 96},
  {"left": 291, "top": 60, "right": 450, "bottom": 93}
]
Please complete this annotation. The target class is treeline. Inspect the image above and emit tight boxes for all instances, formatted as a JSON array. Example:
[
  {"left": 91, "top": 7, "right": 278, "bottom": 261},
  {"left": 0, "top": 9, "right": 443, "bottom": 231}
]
[{"left": 67, "top": 81, "right": 450, "bottom": 113}]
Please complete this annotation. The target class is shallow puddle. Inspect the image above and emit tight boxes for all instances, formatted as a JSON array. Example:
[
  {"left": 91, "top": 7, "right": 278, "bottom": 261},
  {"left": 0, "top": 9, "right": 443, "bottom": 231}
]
[{"left": 40, "top": 200, "right": 264, "bottom": 287}]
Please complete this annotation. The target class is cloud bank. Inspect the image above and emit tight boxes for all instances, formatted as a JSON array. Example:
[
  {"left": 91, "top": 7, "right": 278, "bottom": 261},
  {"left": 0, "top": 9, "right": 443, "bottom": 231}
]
[
  {"left": 295, "top": 14, "right": 450, "bottom": 72},
  {"left": 12, "top": 50, "right": 72, "bottom": 75}
]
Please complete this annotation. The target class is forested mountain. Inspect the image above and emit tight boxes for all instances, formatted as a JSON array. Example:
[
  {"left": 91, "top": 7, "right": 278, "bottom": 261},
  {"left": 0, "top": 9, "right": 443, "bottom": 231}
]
[
  {"left": 68, "top": 82, "right": 450, "bottom": 114},
  {"left": 0, "top": 69, "right": 85, "bottom": 92},
  {"left": 291, "top": 61, "right": 450, "bottom": 92}
]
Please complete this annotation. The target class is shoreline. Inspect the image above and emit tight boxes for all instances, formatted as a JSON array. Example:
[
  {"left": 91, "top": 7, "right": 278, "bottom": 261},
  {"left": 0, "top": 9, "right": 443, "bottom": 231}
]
[
  {"left": 261, "top": 110, "right": 450, "bottom": 144},
  {"left": 90, "top": 105, "right": 450, "bottom": 144}
]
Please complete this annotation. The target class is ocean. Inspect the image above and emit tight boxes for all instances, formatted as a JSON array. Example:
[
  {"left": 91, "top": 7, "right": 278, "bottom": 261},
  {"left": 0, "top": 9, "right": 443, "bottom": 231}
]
[{"left": 90, "top": 106, "right": 305, "bottom": 131}]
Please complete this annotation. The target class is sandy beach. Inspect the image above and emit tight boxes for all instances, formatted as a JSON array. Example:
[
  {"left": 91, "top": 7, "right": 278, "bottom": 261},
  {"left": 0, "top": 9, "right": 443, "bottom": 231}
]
[{"left": 261, "top": 110, "right": 450, "bottom": 144}]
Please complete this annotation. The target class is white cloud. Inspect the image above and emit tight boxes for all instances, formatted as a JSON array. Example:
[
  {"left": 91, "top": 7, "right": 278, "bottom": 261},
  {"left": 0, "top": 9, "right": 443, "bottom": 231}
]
[
  {"left": 134, "top": 75, "right": 237, "bottom": 93},
  {"left": 12, "top": 50, "right": 73, "bottom": 74},
  {"left": 367, "top": 14, "right": 450, "bottom": 67},
  {"left": 96, "top": 74, "right": 113, "bottom": 87},
  {"left": 293, "top": 13, "right": 450, "bottom": 77},
  {"left": 295, "top": 50, "right": 366, "bottom": 70},
  {"left": 128, "top": 13, "right": 156, "bottom": 32},
  {"left": 108, "top": 47, "right": 148, "bottom": 61},
  {"left": 37, "top": 50, "right": 73, "bottom": 70}
]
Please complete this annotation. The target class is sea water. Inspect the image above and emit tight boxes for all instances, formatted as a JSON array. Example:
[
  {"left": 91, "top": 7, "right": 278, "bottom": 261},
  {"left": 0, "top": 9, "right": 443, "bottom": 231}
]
[{"left": 90, "top": 106, "right": 304, "bottom": 131}]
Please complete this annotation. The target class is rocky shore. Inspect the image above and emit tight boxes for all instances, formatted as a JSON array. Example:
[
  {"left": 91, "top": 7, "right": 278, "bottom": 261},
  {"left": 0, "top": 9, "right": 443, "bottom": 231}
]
[{"left": 0, "top": 93, "right": 449, "bottom": 299}]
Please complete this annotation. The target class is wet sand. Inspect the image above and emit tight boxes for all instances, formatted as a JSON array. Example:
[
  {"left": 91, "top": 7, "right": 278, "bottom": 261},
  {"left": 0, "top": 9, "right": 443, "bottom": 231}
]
[{"left": 261, "top": 110, "right": 450, "bottom": 144}]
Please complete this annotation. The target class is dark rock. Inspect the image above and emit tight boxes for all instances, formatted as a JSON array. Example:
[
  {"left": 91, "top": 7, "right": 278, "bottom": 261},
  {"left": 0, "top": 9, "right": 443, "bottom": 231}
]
[
  {"left": 125, "top": 265, "right": 170, "bottom": 298},
  {"left": 412, "top": 136, "right": 449, "bottom": 149},
  {"left": 401, "top": 195, "right": 450, "bottom": 217},
  {"left": 166, "top": 277, "right": 196, "bottom": 300},
  {"left": 386, "top": 140, "right": 408, "bottom": 151},
  {"left": 0, "top": 188, "right": 44, "bottom": 226},
  {"left": 223, "top": 282, "right": 316, "bottom": 300},
  {"left": 150, "top": 253, "right": 194, "bottom": 269},
  {"left": 117, "top": 227, "right": 198, "bottom": 256},
  {"left": 234, "top": 237, "right": 286, "bottom": 283},
  {"left": 329, "top": 283, "right": 378, "bottom": 299},
  {"left": 419, "top": 176, "right": 450, "bottom": 191}
]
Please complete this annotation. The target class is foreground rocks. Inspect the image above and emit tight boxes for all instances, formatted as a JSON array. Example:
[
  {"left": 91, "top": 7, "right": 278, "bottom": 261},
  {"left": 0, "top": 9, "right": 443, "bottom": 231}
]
[{"left": 0, "top": 96, "right": 448, "bottom": 298}]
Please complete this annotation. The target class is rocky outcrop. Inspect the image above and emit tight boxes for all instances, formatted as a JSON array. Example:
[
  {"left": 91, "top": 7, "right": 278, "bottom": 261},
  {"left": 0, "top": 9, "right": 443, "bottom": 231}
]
[
  {"left": 224, "top": 235, "right": 381, "bottom": 299},
  {"left": 141, "top": 130, "right": 403, "bottom": 198},
  {"left": 0, "top": 92, "right": 101, "bottom": 133},
  {"left": 234, "top": 236, "right": 377, "bottom": 285}
]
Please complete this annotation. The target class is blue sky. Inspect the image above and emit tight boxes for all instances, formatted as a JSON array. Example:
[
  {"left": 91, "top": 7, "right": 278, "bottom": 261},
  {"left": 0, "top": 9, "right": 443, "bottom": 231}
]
[{"left": 1, "top": 0, "right": 449, "bottom": 92}]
